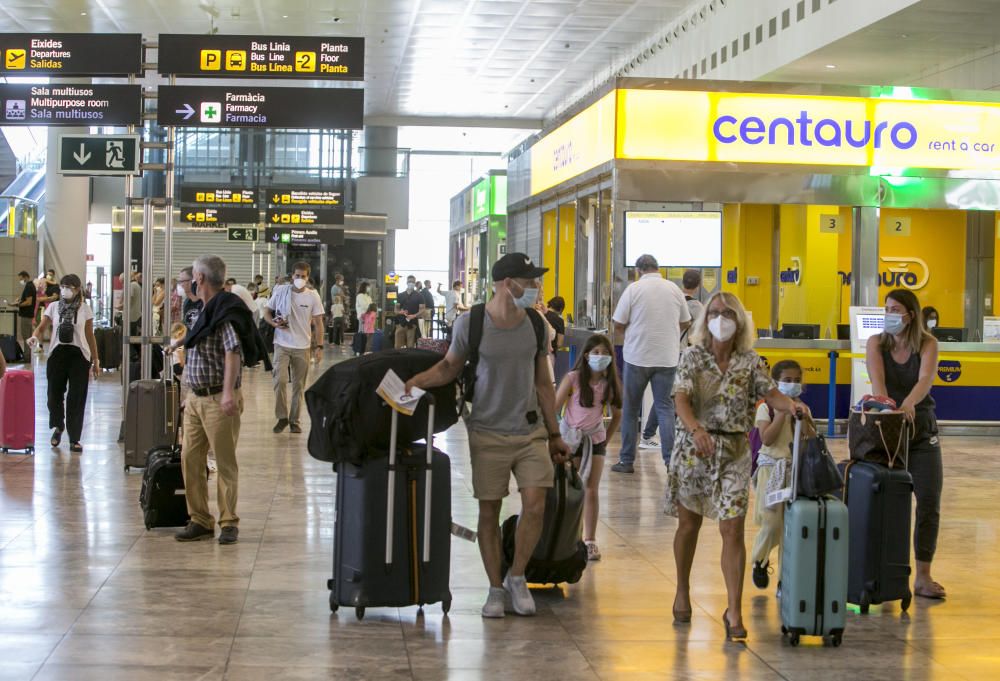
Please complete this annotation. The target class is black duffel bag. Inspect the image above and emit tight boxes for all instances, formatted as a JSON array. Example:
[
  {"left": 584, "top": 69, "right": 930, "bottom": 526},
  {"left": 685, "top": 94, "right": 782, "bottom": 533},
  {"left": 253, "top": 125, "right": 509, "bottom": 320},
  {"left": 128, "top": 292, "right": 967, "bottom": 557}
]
[{"left": 305, "top": 349, "right": 458, "bottom": 465}]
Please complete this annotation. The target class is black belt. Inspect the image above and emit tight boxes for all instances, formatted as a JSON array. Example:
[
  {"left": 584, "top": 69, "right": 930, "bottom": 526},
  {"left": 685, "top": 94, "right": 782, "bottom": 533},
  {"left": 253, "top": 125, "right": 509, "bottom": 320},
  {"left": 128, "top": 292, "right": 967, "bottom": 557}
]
[{"left": 191, "top": 385, "right": 224, "bottom": 397}]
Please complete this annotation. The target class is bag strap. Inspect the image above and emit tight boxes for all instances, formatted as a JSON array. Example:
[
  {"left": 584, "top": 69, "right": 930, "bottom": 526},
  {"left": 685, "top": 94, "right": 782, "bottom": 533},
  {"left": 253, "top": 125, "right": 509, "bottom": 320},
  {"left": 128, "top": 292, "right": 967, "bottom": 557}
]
[
  {"left": 525, "top": 307, "right": 548, "bottom": 357},
  {"left": 467, "top": 303, "right": 486, "bottom": 372}
]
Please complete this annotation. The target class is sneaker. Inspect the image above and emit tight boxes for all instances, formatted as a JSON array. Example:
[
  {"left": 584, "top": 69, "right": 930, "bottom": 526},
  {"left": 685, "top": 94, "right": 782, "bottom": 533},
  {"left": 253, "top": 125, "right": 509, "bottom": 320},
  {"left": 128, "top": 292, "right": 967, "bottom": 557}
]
[
  {"left": 639, "top": 437, "right": 660, "bottom": 449},
  {"left": 218, "top": 526, "right": 239, "bottom": 545},
  {"left": 610, "top": 461, "right": 634, "bottom": 474},
  {"left": 289, "top": 423, "right": 302, "bottom": 434},
  {"left": 175, "top": 522, "right": 214, "bottom": 542},
  {"left": 585, "top": 541, "right": 602, "bottom": 561},
  {"left": 502, "top": 574, "right": 536, "bottom": 616},
  {"left": 752, "top": 561, "right": 771, "bottom": 589},
  {"left": 481, "top": 586, "right": 507, "bottom": 619},
  {"left": 273, "top": 418, "right": 289, "bottom": 433}
]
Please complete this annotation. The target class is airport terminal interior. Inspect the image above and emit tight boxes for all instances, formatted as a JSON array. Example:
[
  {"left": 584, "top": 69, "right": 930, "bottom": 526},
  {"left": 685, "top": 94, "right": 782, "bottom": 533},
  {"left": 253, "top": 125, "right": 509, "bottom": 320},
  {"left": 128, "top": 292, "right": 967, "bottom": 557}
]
[{"left": 2, "top": 0, "right": 1000, "bottom": 678}]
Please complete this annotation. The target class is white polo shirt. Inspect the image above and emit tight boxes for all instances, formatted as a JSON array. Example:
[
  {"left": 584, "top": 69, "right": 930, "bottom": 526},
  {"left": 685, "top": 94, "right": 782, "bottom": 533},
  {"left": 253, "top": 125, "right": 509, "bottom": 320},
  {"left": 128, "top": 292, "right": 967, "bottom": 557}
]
[{"left": 613, "top": 273, "right": 691, "bottom": 368}]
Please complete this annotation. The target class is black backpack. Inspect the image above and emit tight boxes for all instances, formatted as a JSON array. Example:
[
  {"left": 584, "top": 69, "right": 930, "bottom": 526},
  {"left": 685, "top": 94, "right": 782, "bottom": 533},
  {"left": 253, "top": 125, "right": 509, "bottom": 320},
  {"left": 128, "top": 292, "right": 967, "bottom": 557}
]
[{"left": 460, "top": 304, "right": 548, "bottom": 412}]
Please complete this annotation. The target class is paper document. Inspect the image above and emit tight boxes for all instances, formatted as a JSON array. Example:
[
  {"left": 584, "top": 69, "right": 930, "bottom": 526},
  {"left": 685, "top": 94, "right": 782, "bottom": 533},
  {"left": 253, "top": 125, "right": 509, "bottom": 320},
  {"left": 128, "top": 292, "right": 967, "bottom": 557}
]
[
  {"left": 376, "top": 369, "right": 425, "bottom": 416},
  {"left": 765, "top": 487, "right": 792, "bottom": 508}
]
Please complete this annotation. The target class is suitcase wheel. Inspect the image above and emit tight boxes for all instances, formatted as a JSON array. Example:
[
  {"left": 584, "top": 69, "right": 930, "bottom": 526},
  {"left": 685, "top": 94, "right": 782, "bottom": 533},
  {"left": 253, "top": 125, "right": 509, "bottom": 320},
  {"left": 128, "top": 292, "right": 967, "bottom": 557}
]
[
  {"left": 781, "top": 625, "right": 787, "bottom": 636},
  {"left": 124, "top": 465, "right": 130, "bottom": 473},
  {"left": 328, "top": 594, "right": 339, "bottom": 614},
  {"left": 789, "top": 633, "right": 800, "bottom": 647},
  {"left": 355, "top": 607, "right": 365, "bottom": 620},
  {"left": 442, "top": 599, "right": 451, "bottom": 615},
  {"left": 859, "top": 591, "right": 871, "bottom": 615},
  {"left": 831, "top": 632, "right": 843, "bottom": 647},
  {"left": 901, "top": 593, "right": 912, "bottom": 612}
]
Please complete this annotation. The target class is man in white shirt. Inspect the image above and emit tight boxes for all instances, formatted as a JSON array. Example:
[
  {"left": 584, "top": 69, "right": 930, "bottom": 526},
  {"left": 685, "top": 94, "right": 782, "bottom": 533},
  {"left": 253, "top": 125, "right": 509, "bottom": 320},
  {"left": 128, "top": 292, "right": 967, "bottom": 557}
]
[
  {"left": 439, "top": 280, "right": 469, "bottom": 337},
  {"left": 263, "top": 261, "right": 325, "bottom": 434},
  {"left": 610, "top": 254, "right": 692, "bottom": 473}
]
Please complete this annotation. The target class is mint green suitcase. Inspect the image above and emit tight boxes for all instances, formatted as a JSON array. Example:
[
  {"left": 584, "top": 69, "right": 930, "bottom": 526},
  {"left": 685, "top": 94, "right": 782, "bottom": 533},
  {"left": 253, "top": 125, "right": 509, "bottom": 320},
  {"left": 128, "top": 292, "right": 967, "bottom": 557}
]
[{"left": 779, "top": 420, "right": 849, "bottom": 647}]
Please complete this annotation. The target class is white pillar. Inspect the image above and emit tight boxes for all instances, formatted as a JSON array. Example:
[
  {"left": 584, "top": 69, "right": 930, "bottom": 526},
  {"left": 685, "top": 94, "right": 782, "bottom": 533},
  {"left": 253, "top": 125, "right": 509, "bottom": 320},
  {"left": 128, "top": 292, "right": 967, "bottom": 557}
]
[{"left": 42, "top": 126, "right": 90, "bottom": 279}]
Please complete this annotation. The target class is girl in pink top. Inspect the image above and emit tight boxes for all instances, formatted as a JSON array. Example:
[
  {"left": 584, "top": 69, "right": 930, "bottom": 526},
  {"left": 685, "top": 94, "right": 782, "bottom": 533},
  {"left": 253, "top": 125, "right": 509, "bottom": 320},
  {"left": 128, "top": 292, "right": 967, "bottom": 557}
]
[
  {"left": 362, "top": 303, "right": 377, "bottom": 334},
  {"left": 555, "top": 333, "right": 622, "bottom": 561}
]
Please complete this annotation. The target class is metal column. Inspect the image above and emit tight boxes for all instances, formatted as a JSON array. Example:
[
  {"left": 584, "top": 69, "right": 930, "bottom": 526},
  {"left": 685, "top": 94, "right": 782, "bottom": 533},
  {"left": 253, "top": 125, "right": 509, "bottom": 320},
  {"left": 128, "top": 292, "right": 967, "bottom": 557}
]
[{"left": 851, "top": 206, "right": 881, "bottom": 307}]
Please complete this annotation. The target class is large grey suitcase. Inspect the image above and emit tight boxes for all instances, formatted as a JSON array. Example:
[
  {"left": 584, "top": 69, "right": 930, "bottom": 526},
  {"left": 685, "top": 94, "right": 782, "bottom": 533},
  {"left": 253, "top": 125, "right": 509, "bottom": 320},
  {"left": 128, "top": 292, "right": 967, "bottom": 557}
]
[
  {"left": 779, "top": 419, "right": 849, "bottom": 647},
  {"left": 124, "top": 379, "right": 178, "bottom": 471},
  {"left": 328, "top": 397, "right": 452, "bottom": 619}
]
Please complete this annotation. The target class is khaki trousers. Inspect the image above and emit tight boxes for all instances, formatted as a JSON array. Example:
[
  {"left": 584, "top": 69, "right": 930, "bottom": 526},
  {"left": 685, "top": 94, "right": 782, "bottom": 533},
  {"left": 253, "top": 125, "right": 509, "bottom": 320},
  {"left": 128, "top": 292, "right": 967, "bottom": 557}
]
[
  {"left": 272, "top": 344, "right": 310, "bottom": 424},
  {"left": 394, "top": 325, "right": 416, "bottom": 349},
  {"left": 182, "top": 389, "right": 243, "bottom": 529}
]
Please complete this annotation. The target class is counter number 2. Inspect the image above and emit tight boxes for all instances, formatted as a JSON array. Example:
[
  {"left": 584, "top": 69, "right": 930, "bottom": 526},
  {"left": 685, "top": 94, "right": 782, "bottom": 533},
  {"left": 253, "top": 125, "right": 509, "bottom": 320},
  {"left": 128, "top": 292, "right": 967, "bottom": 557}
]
[{"left": 886, "top": 216, "right": 911, "bottom": 237}]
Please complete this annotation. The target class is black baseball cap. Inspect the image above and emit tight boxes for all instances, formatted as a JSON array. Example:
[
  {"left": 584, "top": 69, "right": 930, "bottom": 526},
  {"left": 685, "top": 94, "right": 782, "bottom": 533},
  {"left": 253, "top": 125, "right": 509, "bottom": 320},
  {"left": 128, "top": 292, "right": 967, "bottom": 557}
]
[{"left": 491, "top": 252, "right": 549, "bottom": 282}]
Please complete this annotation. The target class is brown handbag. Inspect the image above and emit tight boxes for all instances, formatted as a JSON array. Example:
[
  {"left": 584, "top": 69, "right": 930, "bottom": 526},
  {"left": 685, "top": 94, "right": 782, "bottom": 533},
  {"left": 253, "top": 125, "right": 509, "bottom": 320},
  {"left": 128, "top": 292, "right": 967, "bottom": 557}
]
[{"left": 847, "top": 409, "right": 909, "bottom": 469}]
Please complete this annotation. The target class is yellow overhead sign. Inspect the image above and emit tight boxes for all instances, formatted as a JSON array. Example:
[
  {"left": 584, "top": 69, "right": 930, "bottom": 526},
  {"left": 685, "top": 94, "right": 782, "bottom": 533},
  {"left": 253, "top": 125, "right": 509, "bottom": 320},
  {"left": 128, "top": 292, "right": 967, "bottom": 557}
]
[
  {"left": 528, "top": 86, "right": 1000, "bottom": 195},
  {"left": 529, "top": 91, "right": 616, "bottom": 196}
]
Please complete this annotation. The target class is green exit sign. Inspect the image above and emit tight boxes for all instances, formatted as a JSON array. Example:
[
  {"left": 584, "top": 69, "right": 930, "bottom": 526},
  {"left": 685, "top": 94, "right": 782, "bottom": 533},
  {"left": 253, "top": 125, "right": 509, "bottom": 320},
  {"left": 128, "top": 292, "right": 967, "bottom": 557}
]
[
  {"left": 58, "top": 134, "right": 140, "bottom": 176},
  {"left": 227, "top": 227, "right": 259, "bottom": 241}
]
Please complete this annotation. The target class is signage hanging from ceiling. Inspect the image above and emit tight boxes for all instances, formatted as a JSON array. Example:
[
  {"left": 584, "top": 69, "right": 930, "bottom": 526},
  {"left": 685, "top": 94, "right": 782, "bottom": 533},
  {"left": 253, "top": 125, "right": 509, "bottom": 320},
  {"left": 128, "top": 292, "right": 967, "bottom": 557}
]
[
  {"left": 0, "top": 83, "right": 143, "bottom": 126},
  {"left": 265, "top": 226, "right": 345, "bottom": 246},
  {"left": 180, "top": 206, "right": 260, "bottom": 224},
  {"left": 266, "top": 187, "right": 344, "bottom": 225},
  {"left": 179, "top": 184, "right": 260, "bottom": 224},
  {"left": 57, "top": 134, "right": 141, "bottom": 176},
  {"left": 0, "top": 33, "right": 143, "bottom": 76},
  {"left": 180, "top": 186, "right": 258, "bottom": 205},
  {"left": 156, "top": 85, "right": 363, "bottom": 129},
  {"left": 157, "top": 34, "right": 364, "bottom": 80}
]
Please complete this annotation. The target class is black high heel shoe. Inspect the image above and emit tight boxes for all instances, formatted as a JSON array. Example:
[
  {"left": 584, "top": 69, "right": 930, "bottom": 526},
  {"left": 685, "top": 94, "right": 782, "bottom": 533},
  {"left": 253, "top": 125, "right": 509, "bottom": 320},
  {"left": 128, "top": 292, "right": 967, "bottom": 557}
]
[{"left": 722, "top": 609, "right": 747, "bottom": 640}]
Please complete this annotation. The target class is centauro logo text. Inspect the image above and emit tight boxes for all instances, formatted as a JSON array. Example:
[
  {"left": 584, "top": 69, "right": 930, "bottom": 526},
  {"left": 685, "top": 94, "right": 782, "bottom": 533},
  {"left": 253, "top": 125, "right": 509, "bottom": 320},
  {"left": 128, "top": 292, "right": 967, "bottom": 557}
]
[
  {"left": 838, "top": 256, "right": 930, "bottom": 290},
  {"left": 713, "top": 111, "right": 918, "bottom": 150}
]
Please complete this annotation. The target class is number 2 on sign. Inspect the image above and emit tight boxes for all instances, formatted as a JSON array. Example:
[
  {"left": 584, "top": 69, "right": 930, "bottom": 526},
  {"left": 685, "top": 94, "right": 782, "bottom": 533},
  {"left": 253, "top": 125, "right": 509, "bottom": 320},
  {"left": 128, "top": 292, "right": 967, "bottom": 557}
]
[
  {"left": 887, "top": 216, "right": 911, "bottom": 237},
  {"left": 295, "top": 51, "right": 316, "bottom": 73}
]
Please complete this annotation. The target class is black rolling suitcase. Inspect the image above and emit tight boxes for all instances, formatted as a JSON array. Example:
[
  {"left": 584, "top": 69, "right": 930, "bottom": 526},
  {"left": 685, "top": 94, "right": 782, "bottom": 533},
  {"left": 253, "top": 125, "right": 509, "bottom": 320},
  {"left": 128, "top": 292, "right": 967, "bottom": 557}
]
[
  {"left": 501, "top": 462, "right": 588, "bottom": 586},
  {"left": 139, "top": 445, "right": 189, "bottom": 529},
  {"left": 0, "top": 334, "right": 23, "bottom": 363},
  {"left": 96, "top": 326, "right": 122, "bottom": 370},
  {"left": 841, "top": 457, "right": 914, "bottom": 613},
  {"left": 328, "top": 399, "right": 452, "bottom": 619}
]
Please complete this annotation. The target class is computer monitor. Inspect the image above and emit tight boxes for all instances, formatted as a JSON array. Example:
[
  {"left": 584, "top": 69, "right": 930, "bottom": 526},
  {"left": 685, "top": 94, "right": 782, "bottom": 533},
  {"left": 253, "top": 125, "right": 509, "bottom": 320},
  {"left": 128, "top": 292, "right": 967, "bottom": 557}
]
[
  {"left": 780, "top": 324, "right": 820, "bottom": 340},
  {"left": 836, "top": 324, "right": 851, "bottom": 340},
  {"left": 932, "top": 327, "right": 967, "bottom": 342}
]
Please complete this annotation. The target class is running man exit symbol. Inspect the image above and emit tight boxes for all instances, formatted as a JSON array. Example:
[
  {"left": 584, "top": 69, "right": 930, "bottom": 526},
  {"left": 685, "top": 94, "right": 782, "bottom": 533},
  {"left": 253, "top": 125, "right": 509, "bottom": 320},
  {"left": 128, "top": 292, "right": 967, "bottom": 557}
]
[{"left": 106, "top": 141, "right": 125, "bottom": 169}]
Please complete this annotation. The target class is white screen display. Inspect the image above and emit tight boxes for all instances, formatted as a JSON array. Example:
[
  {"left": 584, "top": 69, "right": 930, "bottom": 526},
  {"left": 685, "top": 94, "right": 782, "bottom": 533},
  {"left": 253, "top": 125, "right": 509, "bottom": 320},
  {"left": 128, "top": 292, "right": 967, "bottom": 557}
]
[{"left": 624, "top": 211, "right": 722, "bottom": 267}]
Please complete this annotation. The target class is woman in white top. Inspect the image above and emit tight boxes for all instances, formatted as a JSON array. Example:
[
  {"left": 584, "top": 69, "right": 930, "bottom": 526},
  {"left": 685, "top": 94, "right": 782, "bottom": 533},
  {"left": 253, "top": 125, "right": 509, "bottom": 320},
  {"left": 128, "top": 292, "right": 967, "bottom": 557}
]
[
  {"left": 29, "top": 274, "right": 99, "bottom": 453},
  {"left": 355, "top": 281, "right": 373, "bottom": 326}
]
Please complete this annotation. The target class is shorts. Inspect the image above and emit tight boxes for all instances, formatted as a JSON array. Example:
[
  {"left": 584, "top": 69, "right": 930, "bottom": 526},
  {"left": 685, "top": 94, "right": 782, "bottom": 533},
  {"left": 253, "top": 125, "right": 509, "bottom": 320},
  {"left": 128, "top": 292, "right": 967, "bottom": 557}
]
[
  {"left": 468, "top": 425, "right": 553, "bottom": 500},
  {"left": 573, "top": 441, "right": 607, "bottom": 457}
]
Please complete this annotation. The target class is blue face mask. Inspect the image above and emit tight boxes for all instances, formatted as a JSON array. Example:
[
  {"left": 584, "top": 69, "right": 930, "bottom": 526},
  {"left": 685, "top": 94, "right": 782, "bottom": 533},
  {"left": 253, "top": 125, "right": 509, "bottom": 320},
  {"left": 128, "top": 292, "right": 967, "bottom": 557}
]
[
  {"left": 883, "top": 312, "right": 906, "bottom": 335},
  {"left": 512, "top": 283, "right": 539, "bottom": 309},
  {"left": 587, "top": 354, "right": 613, "bottom": 372}
]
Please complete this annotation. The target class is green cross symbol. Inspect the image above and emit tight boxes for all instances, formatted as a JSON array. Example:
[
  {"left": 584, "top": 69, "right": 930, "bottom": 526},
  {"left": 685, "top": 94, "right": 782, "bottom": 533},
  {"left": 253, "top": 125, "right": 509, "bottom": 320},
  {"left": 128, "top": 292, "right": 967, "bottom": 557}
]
[{"left": 205, "top": 106, "right": 218, "bottom": 118}]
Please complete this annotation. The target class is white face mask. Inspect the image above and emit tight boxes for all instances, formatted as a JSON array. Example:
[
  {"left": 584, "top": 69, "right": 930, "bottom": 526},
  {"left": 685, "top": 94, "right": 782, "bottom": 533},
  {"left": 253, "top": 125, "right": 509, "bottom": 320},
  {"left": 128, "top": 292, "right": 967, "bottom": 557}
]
[
  {"left": 777, "top": 381, "right": 803, "bottom": 399},
  {"left": 293, "top": 277, "right": 307, "bottom": 290},
  {"left": 588, "top": 354, "right": 613, "bottom": 372},
  {"left": 60, "top": 287, "right": 74, "bottom": 300},
  {"left": 513, "top": 287, "right": 538, "bottom": 309},
  {"left": 708, "top": 316, "right": 737, "bottom": 342},
  {"left": 927, "top": 319, "right": 938, "bottom": 329},
  {"left": 176, "top": 284, "right": 185, "bottom": 298}
]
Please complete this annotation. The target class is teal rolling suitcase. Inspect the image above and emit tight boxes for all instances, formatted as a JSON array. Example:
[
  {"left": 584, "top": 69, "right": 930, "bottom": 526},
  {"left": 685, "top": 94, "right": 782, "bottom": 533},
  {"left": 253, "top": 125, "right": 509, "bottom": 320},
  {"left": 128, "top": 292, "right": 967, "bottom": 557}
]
[{"left": 779, "top": 419, "right": 849, "bottom": 647}]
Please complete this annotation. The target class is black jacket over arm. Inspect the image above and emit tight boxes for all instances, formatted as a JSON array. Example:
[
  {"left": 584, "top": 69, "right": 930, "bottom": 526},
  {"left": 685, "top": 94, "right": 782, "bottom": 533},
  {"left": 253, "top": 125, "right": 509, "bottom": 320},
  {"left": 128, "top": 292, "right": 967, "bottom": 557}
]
[{"left": 184, "top": 291, "right": 273, "bottom": 372}]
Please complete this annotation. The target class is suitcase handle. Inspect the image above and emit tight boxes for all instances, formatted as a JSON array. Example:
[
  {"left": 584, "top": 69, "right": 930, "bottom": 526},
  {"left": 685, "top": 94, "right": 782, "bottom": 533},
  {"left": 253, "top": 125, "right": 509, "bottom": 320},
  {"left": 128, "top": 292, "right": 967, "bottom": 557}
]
[
  {"left": 384, "top": 392, "right": 437, "bottom": 569},
  {"left": 790, "top": 416, "right": 804, "bottom": 500}
]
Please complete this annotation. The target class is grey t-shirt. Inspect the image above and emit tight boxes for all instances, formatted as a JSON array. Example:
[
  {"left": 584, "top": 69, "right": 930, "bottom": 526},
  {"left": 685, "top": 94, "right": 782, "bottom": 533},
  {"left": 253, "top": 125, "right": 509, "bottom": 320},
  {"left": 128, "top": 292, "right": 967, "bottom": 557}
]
[{"left": 450, "top": 309, "right": 542, "bottom": 435}]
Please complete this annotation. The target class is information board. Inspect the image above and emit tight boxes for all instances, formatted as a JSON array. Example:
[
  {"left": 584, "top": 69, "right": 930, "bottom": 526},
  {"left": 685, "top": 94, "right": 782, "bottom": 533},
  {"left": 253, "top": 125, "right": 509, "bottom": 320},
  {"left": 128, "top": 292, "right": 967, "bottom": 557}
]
[
  {"left": 157, "top": 85, "right": 363, "bottom": 129},
  {"left": 265, "top": 226, "right": 344, "bottom": 246},
  {"left": 0, "top": 83, "right": 142, "bottom": 126},
  {"left": 180, "top": 186, "right": 257, "bottom": 204},
  {"left": 0, "top": 33, "right": 143, "bottom": 76},
  {"left": 228, "top": 227, "right": 259, "bottom": 242},
  {"left": 266, "top": 207, "right": 345, "bottom": 225},
  {"left": 268, "top": 189, "right": 341, "bottom": 206},
  {"left": 181, "top": 206, "right": 260, "bottom": 224},
  {"left": 157, "top": 34, "right": 364, "bottom": 80}
]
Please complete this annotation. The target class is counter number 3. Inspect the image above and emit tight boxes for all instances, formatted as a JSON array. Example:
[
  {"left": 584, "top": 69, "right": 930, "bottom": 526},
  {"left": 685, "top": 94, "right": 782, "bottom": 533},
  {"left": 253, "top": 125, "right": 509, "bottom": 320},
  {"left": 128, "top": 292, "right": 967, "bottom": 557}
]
[{"left": 819, "top": 214, "right": 843, "bottom": 233}]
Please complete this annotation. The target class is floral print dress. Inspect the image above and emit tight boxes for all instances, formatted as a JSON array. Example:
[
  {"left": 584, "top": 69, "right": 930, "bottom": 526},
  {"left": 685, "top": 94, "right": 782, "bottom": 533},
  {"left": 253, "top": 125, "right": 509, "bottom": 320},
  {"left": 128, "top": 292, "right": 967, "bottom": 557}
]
[{"left": 663, "top": 344, "right": 775, "bottom": 520}]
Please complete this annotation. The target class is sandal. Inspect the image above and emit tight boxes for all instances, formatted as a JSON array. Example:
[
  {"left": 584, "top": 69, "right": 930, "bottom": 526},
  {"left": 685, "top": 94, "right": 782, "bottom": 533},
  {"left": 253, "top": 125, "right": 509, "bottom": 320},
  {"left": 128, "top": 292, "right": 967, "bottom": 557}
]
[
  {"left": 915, "top": 581, "right": 946, "bottom": 600},
  {"left": 722, "top": 609, "right": 748, "bottom": 640},
  {"left": 69, "top": 442, "right": 83, "bottom": 453},
  {"left": 673, "top": 592, "right": 692, "bottom": 623},
  {"left": 50, "top": 429, "right": 63, "bottom": 447}
]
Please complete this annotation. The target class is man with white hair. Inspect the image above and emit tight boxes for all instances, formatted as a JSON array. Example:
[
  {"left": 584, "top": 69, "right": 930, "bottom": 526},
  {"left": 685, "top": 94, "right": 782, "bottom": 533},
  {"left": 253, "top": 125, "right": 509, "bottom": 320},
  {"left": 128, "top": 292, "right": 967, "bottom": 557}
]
[{"left": 611, "top": 254, "right": 692, "bottom": 473}]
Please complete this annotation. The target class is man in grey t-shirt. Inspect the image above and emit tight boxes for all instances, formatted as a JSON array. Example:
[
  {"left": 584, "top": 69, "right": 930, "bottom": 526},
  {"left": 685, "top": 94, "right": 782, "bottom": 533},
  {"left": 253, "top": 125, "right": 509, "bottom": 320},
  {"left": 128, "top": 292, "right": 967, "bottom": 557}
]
[{"left": 406, "top": 253, "right": 571, "bottom": 620}]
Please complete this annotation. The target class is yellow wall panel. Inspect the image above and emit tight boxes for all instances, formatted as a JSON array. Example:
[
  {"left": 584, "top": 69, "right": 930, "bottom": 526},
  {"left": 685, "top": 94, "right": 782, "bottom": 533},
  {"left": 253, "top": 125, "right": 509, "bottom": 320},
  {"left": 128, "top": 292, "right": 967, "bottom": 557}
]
[
  {"left": 557, "top": 203, "right": 577, "bottom": 311},
  {"left": 542, "top": 209, "right": 558, "bottom": 300}
]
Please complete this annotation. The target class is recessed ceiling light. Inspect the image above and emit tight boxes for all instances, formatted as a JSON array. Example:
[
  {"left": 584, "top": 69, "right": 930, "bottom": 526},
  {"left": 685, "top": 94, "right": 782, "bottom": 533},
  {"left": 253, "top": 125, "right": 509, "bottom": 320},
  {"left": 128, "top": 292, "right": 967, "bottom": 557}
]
[
  {"left": 825, "top": 64, "right": 836, "bottom": 69},
  {"left": 80, "top": 11, "right": 87, "bottom": 15},
  {"left": 282, "top": 15, "right": 289, "bottom": 19}
]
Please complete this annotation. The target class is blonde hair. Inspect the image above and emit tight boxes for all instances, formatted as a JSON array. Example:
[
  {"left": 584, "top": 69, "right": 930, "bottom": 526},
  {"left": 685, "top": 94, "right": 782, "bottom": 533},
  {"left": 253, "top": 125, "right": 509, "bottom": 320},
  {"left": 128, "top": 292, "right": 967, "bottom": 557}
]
[
  {"left": 689, "top": 291, "right": 756, "bottom": 354},
  {"left": 170, "top": 322, "right": 187, "bottom": 341}
]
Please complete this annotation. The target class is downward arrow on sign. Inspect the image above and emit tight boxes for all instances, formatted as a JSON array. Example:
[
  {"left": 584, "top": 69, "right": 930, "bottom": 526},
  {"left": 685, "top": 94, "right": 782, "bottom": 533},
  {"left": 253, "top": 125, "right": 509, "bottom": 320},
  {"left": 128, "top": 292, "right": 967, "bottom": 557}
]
[{"left": 73, "top": 143, "right": 92, "bottom": 165}]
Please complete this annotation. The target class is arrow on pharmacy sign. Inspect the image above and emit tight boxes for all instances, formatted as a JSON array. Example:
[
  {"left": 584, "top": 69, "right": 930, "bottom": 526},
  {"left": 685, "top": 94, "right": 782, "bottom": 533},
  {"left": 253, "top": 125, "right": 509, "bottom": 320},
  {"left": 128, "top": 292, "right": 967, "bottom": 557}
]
[
  {"left": 58, "top": 134, "right": 140, "bottom": 176},
  {"left": 176, "top": 103, "right": 196, "bottom": 120}
]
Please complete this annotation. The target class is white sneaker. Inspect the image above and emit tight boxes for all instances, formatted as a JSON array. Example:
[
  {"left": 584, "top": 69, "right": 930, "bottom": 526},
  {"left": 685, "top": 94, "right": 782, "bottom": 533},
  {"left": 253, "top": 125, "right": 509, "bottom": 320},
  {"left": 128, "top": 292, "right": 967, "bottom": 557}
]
[
  {"left": 481, "top": 586, "right": 507, "bottom": 618},
  {"left": 585, "top": 541, "right": 602, "bottom": 561},
  {"left": 503, "top": 574, "right": 536, "bottom": 616},
  {"left": 639, "top": 437, "right": 660, "bottom": 449}
]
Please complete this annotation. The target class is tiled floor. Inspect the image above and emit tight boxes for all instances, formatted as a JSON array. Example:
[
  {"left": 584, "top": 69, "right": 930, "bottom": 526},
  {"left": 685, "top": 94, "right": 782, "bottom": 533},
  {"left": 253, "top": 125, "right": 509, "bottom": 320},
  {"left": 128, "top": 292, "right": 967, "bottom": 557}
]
[{"left": 1, "top": 347, "right": 997, "bottom": 680}]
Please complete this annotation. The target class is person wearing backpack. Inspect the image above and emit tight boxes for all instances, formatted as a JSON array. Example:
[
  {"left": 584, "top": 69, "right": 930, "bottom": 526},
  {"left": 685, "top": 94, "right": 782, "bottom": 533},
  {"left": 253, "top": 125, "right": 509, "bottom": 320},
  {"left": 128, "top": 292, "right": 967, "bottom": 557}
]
[
  {"left": 405, "top": 252, "right": 572, "bottom": 619},
  {"left": 28, "top": 274, "right": 100, "bottom": 452},
  {"left": 750, "top": 359, "right": 811, "bottom": 591}
]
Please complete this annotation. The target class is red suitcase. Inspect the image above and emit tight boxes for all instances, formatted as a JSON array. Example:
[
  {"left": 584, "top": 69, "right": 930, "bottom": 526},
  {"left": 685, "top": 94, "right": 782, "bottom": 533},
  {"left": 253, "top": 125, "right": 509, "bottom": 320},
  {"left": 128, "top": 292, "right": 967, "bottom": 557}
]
[{"left": 0, "top": 369, "right": 35, "bottom": 454}]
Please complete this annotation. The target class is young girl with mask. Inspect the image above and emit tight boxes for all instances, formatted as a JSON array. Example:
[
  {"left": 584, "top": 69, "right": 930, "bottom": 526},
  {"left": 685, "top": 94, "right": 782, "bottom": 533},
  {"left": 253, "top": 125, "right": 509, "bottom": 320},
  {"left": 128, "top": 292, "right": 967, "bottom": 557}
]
[
  {"left": 554, "top": 334, "right": 623, "bottom": 561},
  {"left": 749, "top": 359, "right": 811, "bottom": 592},
  {"left": 28, "top": 274, "right": 100, "bottom": 453},
  {"left": 663, "top": 291, "right": 802, "bottom": 640}
]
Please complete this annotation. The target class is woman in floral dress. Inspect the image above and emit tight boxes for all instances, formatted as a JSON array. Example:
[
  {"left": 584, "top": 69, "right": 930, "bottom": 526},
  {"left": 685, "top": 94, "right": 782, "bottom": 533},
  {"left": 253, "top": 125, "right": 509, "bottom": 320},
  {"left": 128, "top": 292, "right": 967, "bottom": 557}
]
[{"left": 664, "top": 291, "right": 802, "bottom": 640}]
